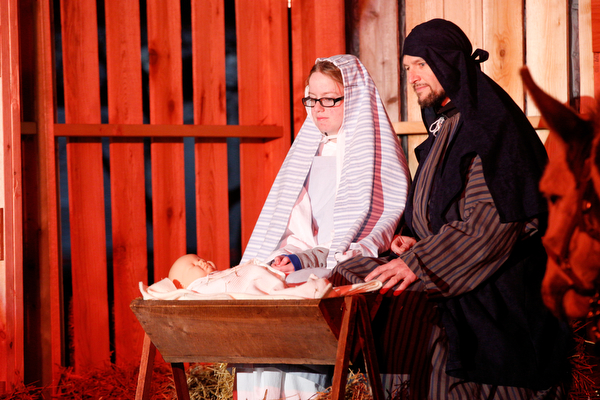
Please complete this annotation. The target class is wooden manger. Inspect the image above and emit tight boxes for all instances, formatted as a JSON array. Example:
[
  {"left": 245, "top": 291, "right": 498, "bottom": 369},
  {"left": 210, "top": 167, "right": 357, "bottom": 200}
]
[{"left": 130, "top": 294, "right": 384, "bottom": 400}]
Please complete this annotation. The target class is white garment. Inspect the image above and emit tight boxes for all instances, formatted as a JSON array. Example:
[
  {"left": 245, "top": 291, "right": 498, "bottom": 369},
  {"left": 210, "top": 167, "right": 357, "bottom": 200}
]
[
  {"left": 139, "top": 260, "right": 382, "bottom": 300},
  {"left": 235, "top": 366, "right": 330, "bottom": 400},
  {"left": 139, "top": 261, "right": 333, "bottom": 300},
  {"left": 308, "top": 155, "right": 336, "bottom": 247}
]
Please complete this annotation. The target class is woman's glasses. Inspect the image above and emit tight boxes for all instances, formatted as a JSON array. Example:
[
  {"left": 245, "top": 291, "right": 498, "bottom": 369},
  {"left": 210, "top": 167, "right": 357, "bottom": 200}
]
[{"left": 301, "top": 96, "right": 344, "bottom": 107}]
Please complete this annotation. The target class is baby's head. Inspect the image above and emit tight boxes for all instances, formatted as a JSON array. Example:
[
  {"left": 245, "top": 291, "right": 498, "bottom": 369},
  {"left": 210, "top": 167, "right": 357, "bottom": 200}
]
[{"left": 168, "top": 254, "right": 217, "bottom": 289}]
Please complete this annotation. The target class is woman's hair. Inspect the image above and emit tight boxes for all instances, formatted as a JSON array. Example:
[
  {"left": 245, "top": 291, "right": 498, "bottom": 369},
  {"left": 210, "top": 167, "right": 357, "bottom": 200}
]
[{"left": 306, "top": 60, "right": 344, "bottom": 87}]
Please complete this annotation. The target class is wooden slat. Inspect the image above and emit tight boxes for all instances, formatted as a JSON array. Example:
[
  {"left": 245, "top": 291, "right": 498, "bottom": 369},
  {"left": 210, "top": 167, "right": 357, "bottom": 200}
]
[
  {"left": 147, "top": 0, "right": 187, "bottom": 280},
  {"left": 30, "top": 122, "right": 283, "bottom": 139},
  {"left": 191, "top": 0, "right": 229, "bottom": 269},
  {"left": 404, "top": 0, "right": 443, "bottom": 177},
  {"left": 105, "top": 0, "right": 147, "bottom": 365},
  {"left": 130, "top": 298, "right": 343, "bottom": 364},
  {"left": 53, "top": 123, "right": 283, "bottom": 138},
  {"left": 592, "top": 0, "right": 600, "bottom": 52},
  {"left": 356, "top": 0, "right": 401, "bottom": 122},
  {"left": 290, "top": 0, "right": 345, "bottom": 136},
  {"left": 580, "top": 0, "right": 596, "bottom": 104},
  {"left": 593, "top": 0, "right": 600, "bottom": 96},
  {"left": 445, "top": 0, "right": 483, "bottom": 50},
  {"left": 482, "top": 0, "right": 524, "bottom": 107},
  {"left": 0, "top": 0, "right": 24, "bottom": 390},
  {"left": 60, "top": 0, "right": 110, "bottom": 370},
  {"left": 30, "top": 0, "right": 64, "bottom": 387},
  {"left": 393, "top": 116, "right": 545, "bottom": 135},
  {"left": 525, "top": 0, "right": 569, "bottom": 115},
  {"left": 237, "top": 0, "right": 292, "bottom": 250}
]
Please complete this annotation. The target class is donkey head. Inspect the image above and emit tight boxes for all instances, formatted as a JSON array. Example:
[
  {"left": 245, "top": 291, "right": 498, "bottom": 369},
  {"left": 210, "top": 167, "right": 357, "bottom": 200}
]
[{"left": 521, "top": 67, "right": 600, "bottom": 322}]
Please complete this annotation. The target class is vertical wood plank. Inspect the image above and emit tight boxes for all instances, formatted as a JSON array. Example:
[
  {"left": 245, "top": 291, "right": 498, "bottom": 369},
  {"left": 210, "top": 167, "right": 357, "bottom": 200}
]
[
  {"left": 579, "top": 0, "right": 595, "bottom": 103},
  {"left": 31, "top": 0, "right": 65, "bottom": 387},
  {"left": 482, "top": 0, "right": 524, "bottom": 108},
  {"left": 525, "top": 0, "right": 569, "bottom": 115},
  {"left": 592, "top": 0, "right": 600, "bottom": 52},
  {"left": 291, "top": 0, "right": 345, "bottom": 136},
  {"left": 444, "top": 0, "right": 483, "bottom": 51},
  {"left": 0, "top": 0, "right": 24, "bottom": 390},
  {"left": 191, "top": 0, "right": 230, "bottom": 270},
  {"left": 104, "top": 0, "right": 147, "bottom": 365},
  {"left": 237, "top": 0, "right": 292, "bottom": 249},
  {"left": 60, "top": 0, "right": 110, "bottom": 370},
  {"left": 404, "top": 0, "right": 443, "bottom": 177},
  {"left": 356, "top": 0, "right": 401, "bottom": 122},
  {"left": 146, "top": 0, "right": 187, "bottom": 279},
  {"left": 593, "top": 0, "right": 600, "bottom": 95}
]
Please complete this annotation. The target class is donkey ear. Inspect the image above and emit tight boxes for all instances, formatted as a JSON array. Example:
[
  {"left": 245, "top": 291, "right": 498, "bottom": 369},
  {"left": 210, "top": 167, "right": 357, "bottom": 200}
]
[{"left": 521, "top": 66, "right": 590, "bottom": 144}]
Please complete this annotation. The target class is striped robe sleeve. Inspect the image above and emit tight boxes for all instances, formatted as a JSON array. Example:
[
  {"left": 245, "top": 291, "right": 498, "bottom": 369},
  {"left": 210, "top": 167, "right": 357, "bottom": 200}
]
[{"left": 400, "top": 155, "right": 534, "bottom": 299}]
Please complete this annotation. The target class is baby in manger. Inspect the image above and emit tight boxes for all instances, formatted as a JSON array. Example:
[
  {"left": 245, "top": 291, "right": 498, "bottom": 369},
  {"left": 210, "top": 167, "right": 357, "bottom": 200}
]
[{"left": 140, "top": 254, "right": 381, "bottom": 300}]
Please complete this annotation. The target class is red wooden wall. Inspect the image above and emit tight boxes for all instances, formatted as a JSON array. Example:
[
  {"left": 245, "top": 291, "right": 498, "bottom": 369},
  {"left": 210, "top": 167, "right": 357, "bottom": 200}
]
[
  {"left": 7, "top": 0, "right": 599, "bottom": 393},
  {"left": 13, "top": 0, "right": 345, "bottom": 390}
]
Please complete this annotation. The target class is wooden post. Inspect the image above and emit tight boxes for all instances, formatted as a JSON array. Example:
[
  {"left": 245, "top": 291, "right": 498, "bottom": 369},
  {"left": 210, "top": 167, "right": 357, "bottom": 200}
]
[
  {"left": 105, "top": 0, "right": 148, "bottom": 365},
  {"left": 0, "top": 0, "right": 24, "bottom": 391}
]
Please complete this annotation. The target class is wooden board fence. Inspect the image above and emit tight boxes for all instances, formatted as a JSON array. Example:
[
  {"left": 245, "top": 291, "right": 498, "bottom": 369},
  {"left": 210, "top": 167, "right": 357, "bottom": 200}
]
[{"left": 5, "top": 0, "right": 599, "bottom": 393}]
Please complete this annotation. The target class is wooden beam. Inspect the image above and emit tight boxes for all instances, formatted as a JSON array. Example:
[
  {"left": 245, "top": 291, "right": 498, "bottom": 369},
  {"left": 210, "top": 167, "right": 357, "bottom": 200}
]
[
  {"left": 392, "top": 116, "right": 544, "bottom": 135},
  {"left": 51, "top": 123, "right": 283, "bottom": 138}
]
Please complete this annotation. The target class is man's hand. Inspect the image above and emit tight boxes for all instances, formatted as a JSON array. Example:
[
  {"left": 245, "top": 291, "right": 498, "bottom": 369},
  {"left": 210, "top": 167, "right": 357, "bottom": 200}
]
[
  {"left": 364, "top": 258, "right": 417, "bottom": 295},
  {"left": 391, "top": 235, "right": 416, "bottom": 255}
]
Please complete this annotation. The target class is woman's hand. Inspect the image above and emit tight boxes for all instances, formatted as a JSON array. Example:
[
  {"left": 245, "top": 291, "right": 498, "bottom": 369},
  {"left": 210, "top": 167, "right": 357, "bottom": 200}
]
[
  {"left": 270, "top": 255, "right": 295, "bottom": 273},
  {"left": 391, "top": 235, "right": 416, "bottom": 255},
  {"left": 364, "top": 258, "right": 417, "bottom": 295}
]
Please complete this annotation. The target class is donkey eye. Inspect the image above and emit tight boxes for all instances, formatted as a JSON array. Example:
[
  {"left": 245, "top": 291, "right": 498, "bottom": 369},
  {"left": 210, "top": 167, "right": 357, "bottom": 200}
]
[{"left": 547, "top": 194, "right": 561, "bottom": 205}]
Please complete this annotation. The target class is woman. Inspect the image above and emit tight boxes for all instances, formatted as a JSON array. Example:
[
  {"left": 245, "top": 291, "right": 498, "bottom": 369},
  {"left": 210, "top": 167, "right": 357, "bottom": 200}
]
[{"left": 241, "top": 54, "right": 410, "bottom": 276}]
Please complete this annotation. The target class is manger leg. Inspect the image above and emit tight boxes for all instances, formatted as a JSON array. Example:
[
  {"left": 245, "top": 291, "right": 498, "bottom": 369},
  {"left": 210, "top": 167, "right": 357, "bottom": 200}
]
[
  {"left": 171, "top": 362, "right": 190, "bottom": 400},
  {"left": 135, "top": 333, "right": 156, "bottom": 400},
  {"left": 356, "top": 296, "right": 384, "bottom": 400},
  {"left": 331, "top": 296, "right": 357, "bottom": 400}
]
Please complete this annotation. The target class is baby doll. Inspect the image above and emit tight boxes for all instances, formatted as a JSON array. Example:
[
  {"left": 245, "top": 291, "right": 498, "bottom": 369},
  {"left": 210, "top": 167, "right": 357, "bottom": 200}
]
[{"left": 168, "top": 254, "right": 217, "bottom": 289}]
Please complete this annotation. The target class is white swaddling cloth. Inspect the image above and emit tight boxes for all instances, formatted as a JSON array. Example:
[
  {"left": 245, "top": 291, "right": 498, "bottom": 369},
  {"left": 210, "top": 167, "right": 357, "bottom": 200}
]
[{"left": 139, "top": 259, "right": 381, "bottom": 300}]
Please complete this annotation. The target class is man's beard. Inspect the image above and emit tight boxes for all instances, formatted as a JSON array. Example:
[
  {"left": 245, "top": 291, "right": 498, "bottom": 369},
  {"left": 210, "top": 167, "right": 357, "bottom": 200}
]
[{"left": 416, "top": 87, "right": 447, "bottom": 109}]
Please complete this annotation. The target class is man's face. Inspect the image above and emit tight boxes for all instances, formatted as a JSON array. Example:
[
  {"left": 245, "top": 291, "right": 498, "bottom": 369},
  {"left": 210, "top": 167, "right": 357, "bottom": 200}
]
[{"left": 403, "top": 55, "right": 447, "bottom": 108}]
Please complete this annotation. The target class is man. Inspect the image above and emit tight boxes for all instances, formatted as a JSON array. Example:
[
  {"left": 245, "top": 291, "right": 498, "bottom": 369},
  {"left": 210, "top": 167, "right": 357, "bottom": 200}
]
[{"left": 331, "top": 19, "right": 571, "bottom": 399}]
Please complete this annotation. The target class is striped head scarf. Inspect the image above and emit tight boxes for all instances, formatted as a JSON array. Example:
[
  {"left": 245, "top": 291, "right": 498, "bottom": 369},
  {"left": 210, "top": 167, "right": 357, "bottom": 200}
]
[{"left": 241, "top": 54, "right": 410, "bottom": 268}]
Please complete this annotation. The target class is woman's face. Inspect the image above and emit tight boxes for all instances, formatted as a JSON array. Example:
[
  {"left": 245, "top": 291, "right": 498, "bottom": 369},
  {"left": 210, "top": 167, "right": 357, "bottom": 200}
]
[{"left": 307, "top": 71, "right": 344, "bottom": 136}]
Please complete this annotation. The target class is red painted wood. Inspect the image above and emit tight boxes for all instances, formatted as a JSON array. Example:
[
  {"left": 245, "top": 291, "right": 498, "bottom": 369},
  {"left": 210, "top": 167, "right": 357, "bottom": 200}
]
[
  {"left": 29, "top": 0, "right": 65, "bottom": 387},
  {"left": 592, "top": 0, "right": 600, "bottom": 52},
  {"left": 192, "top": 0, "right": 230, "bottom": 269},
  {"left": 236, "top": 0, "right": 292, "bottom": 250},
  {"left": 105, "top": 0, "right": 147, "bottom": 365},
  {"left": 147, "top": 0, "right": 187, "bottom": 280},
  {"left": 53, "top": 123, "right": 283, "bottom": 138},
  {"left": 60, "top": 0, "right": 110, "bottom": 370},
  {"left": 0, "top": 0, "right": 24, "bottom": 389},
  {"left": 291, "top": 0, "right": 345, "bottom": 136}
]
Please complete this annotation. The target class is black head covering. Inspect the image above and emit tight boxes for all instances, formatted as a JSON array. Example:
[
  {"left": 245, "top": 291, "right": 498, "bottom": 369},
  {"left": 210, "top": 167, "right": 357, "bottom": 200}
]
[{"left": 402, "top": 19, "right": 547, "bottom": 229}]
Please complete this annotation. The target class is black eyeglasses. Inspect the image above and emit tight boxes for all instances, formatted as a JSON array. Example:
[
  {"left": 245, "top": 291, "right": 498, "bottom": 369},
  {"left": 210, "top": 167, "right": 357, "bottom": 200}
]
[{"left": 302, "top": 96, "right": 344, "bottom": 108}]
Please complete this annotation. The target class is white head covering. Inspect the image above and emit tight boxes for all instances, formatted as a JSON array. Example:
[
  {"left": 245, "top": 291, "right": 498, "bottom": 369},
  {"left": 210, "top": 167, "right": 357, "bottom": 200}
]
[{"left": 241, "top": 54, "right": 410, "bottom": 268}]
